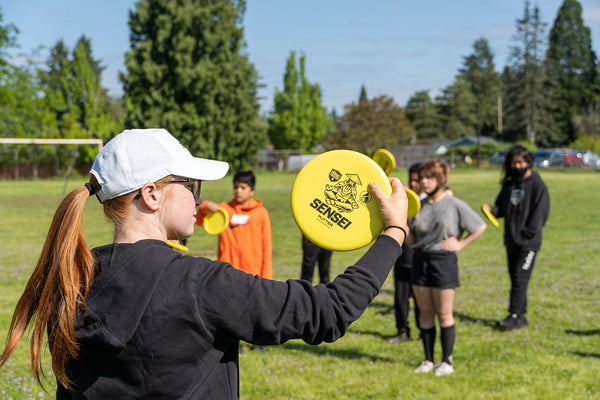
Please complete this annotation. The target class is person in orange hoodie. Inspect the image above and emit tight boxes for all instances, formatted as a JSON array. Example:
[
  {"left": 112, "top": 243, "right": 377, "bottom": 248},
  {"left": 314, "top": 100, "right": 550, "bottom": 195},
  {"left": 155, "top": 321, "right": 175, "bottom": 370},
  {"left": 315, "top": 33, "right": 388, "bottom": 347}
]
[{"left": 196, "top": 170, "right": 272, "bottom": 279}]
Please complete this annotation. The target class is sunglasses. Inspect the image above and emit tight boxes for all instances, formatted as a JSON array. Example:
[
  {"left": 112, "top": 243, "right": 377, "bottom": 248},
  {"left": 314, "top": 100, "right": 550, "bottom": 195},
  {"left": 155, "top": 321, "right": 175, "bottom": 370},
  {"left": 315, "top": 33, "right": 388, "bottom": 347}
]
[{"left": 133, "top": 179, "right": 202, "bottom": 200}]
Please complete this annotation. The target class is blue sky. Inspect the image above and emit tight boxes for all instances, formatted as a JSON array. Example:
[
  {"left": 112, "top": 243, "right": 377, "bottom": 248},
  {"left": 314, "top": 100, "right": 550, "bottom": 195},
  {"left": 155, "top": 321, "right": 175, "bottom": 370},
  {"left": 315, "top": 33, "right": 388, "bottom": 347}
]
[{"left": 3, "top": 0, "right": 600, "bottom": 115}]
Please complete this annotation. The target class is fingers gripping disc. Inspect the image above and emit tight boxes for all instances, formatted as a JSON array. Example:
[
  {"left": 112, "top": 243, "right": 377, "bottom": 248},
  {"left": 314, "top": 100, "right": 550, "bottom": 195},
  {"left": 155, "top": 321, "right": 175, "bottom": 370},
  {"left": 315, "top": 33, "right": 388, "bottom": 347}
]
[{"left": 291, "top": 150, "right": 392, "bottom": 251}]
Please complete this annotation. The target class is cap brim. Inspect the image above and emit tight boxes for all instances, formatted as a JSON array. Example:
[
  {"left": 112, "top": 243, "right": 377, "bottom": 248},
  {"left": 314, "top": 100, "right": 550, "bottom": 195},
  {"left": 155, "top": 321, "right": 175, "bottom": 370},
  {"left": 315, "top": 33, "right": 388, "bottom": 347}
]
[{"left": 171, "top": 157, "right": 229, "bottom": 181}]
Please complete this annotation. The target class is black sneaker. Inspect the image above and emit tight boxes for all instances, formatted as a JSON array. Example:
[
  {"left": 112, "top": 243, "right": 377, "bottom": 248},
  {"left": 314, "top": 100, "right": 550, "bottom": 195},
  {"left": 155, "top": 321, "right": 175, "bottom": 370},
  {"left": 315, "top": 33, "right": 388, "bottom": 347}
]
[
  {"left": 387, "top": 332, "right": 410, "bottom": 344},
  {"left": 498, "top": 314, "right": 528, "bottom": 331}
]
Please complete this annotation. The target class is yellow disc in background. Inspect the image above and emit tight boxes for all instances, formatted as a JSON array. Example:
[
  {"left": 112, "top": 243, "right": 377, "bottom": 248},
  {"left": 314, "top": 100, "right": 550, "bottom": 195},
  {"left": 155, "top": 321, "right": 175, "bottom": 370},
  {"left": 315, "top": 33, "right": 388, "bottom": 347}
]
[
  {"left": 204, "top": 207, "right": 230, "bottom": 235},
  {"left": 291, "top": 149, "right": 392, "bottom": 251},
  {"left": 482, "top": 207, "right": 500, "bottom": 228},
  {"left": 405, "top": 188, "right": 421, "bottom": 218},
  {"left": 167, "top": 240, "right": 190, "bottom": 252},
  {"left": 371, "top": 148, "right": 396, "bottom": 176}
]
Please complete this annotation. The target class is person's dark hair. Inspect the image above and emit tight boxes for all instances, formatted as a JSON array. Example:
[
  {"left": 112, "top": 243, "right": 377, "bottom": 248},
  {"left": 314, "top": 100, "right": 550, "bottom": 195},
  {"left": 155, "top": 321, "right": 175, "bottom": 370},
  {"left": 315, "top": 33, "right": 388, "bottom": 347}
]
[
  {"left": 419, "top": 160, "right": 450, "bottom": 188},
  {"left": 408, "top": 162, "right": 422, "bottom": 175},
  {"left": 501, "top": 145, "right": 534, "bottom": 183},
  {"left": 234, "top": 170, "right": 256, "bottom": 190}
]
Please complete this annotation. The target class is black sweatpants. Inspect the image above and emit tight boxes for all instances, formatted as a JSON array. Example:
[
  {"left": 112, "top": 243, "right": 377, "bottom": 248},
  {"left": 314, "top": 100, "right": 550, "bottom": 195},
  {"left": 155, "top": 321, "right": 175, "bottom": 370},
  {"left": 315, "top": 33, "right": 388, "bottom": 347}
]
[
  {"left": 393, "top": 265, "right": 420, "bottom": 336},
  {"left": 506, "top": 246, "right": 537, "bottom": 315},
  {"left": 301, "top": 236, "right": 332, "bottom": 284}
]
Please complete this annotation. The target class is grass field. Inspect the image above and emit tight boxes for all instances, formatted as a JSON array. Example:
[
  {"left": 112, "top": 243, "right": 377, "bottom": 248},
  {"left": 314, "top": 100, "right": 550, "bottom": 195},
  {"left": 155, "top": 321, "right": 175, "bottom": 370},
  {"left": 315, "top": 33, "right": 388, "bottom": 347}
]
[{"left": 0, "top": 167, "right": 599, "bottom": 399}]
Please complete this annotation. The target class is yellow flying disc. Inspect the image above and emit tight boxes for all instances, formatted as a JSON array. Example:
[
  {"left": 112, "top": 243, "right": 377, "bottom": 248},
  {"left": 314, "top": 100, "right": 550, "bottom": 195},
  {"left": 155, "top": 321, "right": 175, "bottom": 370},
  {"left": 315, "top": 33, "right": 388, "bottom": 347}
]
[
  {"left": 167, "top": 240, "right": 190, "bottom": 252},
  {"left": 372, "top": 148, "right": 396, "bottom": 176},
  {"left": 204, "top": 207, "right": 230, "bottom": 235},
  {"left": 291, "top": 149, "right": 392, "bottom": 251},
  {"left": 405, "top": 188, "right": 421, "bottom": 218},
  {"left": 482, "top": 207, "right": 500, "bottom": 228}
]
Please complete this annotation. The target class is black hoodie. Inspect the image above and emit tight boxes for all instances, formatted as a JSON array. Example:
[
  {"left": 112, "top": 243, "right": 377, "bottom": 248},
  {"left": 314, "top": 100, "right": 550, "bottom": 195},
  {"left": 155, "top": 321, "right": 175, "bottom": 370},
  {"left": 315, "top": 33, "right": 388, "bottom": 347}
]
[
  {"left": 56, "top": 236, "right": 401, "bottom": 399},
  {"left": 490, "top": 171, "right": 549, "bottom": 251}
]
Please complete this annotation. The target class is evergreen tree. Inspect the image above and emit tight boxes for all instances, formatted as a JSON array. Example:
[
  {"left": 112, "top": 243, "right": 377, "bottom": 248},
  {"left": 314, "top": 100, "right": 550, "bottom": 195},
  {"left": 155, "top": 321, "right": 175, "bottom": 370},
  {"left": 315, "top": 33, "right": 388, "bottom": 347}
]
[
  {"left": 499, "top": 66, "right": 521, "bottom": 143},
  {"left": 122, "top": 0, "right": 265, "bottom": 169},
  {"left": 572, "top": 103, "right": 600, "bottom": 138},
  {"left": 547, "top": 0, "right": 600, "bottom": 142},
  {"left": 42, "top": 40, "right": 71, "bottom": 113},
  {"left": 41, "top": 37, "right": 121, "bottom": 141},
  {"left": 38, "top": 37, "right": 123, "bottom": 171},
  {"left": 504, "top": 1, "right": 557, "bottom": 145},
  {"left": 324, "top": 95, "right": 414, "bottom": 154},
  {"left": 71, "top": 38, "right": 101, "bottom": 131},
  {"left": 359, "top": 85, "right": 367, "bottom": 102},
  {"left": 435, "top": 77, "right": 477, "bottom": 140},
  {"left": 268, "top": 51, "right": 332, "bottom": 152},
  {"left": 74, "top": 36, "right": 105, "bottom": 79},
  {"left": 459, "top": 37, "right": 499, "bottom": 160},
  {"left": 404, "top": 90, "right": 440, "bottom": 143}
]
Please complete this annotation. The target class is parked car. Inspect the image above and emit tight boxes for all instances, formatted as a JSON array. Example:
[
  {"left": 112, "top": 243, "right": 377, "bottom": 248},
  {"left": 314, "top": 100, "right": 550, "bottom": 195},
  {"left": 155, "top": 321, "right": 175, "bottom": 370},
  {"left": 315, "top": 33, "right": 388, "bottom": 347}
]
[
  {"left": 533, "top": 149, "right": 564, "bottom": 168},
  {"left": 580, "top": 150, "right": 599, "bottom": 167},
  {"left": 489, "top": 150, "right": 507, "bottom": 165},
  {"left": 561, "top": 149, "right": 583, "bottom": 167}
]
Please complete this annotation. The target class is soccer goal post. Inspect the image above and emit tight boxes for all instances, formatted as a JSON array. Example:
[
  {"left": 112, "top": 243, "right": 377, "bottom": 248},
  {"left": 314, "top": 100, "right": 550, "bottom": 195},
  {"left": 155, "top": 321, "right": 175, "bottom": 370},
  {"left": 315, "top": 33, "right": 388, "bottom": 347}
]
[
  {"left": 0, "top": 138, "right": 104, "bottom": 149},
  {"left": 0, "top": 138, "right": 104, "bottom": 180}
]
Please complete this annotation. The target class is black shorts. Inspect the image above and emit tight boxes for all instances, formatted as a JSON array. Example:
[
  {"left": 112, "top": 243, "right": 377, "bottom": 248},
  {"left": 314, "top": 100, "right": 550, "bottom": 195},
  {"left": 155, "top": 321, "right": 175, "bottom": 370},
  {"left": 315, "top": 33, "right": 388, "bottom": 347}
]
[{"left": 410, "top": 250, "right": 459, "bottom": 289}]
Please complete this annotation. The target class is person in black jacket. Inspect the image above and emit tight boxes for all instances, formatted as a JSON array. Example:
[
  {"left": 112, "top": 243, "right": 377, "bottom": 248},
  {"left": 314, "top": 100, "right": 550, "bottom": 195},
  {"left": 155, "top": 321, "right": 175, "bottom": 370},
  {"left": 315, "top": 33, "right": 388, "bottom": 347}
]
[
  {"left": 0, "top": 128, "right": 409, "bottom": 399},
  {"left": 388, "top": 162, "right": 424, "bottom": 344},
  {"left": 482, "top": 145, "right": 550, "bottom": 331}
]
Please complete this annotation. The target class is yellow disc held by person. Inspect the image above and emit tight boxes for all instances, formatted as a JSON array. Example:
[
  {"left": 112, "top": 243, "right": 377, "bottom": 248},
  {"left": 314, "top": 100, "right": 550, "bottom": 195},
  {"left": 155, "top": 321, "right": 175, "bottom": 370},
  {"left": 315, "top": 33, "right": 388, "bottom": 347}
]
[{"left": 291, "top": 150, "right": 391, "bottom": 251}]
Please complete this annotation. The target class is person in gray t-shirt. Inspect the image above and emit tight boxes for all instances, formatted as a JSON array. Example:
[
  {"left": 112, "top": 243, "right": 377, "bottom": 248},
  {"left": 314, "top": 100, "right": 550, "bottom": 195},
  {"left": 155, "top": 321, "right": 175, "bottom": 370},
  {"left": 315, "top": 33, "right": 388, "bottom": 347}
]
[{"left": 409, "top": 160, "right": 486, "bottom": 377}]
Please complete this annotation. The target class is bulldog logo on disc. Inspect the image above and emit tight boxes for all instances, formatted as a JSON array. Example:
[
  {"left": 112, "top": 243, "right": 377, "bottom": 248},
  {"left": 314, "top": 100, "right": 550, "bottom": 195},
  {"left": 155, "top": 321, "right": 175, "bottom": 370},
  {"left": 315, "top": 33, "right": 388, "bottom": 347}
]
[
  {"left": 292, "top": 149, "right": 392, "bottom": 251},
  {"left": 324, "top": 172, "right": 363, "bottom": 213}
]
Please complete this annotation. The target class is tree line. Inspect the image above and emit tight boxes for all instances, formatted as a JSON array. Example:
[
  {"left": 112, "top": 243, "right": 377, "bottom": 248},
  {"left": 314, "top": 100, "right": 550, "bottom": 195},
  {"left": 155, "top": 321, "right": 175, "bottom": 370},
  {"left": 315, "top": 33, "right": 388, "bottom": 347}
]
[{"left": 0, "top": 0, "right": 599, "bottom": 177}]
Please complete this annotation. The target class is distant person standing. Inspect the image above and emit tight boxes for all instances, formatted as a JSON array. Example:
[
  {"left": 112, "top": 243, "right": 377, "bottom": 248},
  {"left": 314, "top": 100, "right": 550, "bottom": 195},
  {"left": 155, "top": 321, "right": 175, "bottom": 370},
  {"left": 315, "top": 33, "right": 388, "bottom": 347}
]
[
  {"left": 301, "top": 235, "right": 333, "bottom": 284},
  {"left": 410, "top": 160, "right": 486, "bottom": 376},
  {"left": 482, "top": 145, "right": 549, "bottom": 331},
  {"left": 388, "top": 162, "right": 425, "bottom": 343},
  {"left": 197, "top": 170, "right": 272, "bottom": 279}
]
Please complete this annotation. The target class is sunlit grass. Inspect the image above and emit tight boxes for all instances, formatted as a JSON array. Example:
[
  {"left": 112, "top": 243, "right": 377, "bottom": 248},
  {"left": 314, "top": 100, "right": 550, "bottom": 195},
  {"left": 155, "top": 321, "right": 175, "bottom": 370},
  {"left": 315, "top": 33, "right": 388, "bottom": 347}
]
[{"left": 0, "top": 168, "right": 599, "bottom": 399}]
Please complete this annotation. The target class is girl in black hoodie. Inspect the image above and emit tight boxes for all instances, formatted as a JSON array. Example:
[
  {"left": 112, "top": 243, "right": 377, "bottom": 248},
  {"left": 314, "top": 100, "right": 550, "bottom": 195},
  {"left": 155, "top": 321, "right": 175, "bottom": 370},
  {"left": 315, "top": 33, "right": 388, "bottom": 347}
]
[{"left": 482, "top": 145, "right": 550, "bottom": 331}]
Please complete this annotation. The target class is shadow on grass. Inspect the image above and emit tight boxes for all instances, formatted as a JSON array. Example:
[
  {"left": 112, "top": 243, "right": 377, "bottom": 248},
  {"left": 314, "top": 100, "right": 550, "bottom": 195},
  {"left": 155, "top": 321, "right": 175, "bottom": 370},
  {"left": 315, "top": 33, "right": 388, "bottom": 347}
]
[
  {"left": 276, "top": 341, "right": 396, "bottom": 363},
  {"left": 565, "top": 328, "right": 600, "bottom": 336},
  {"left": 572, "top": 351, "right": 600, "bottom": 359},
  {"left": 454, "top": 311, "right": 503, "bottom": 330},
  {"left": 565, "top": 329, "right": 600, "bottom": 359},
  {"left": 345, "top": 327, "right": 423, "bottom": 344},
  {"left": 368, "top": 299, "right": 394, "bottom": 315}
]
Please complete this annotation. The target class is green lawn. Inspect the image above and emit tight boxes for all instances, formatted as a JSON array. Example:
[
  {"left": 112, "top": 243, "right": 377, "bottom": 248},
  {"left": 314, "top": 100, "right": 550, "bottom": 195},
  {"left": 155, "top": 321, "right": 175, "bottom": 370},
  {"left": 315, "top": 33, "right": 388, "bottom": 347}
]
[{"left": 0, "top": 168, "right": 599, "bottom": 399}]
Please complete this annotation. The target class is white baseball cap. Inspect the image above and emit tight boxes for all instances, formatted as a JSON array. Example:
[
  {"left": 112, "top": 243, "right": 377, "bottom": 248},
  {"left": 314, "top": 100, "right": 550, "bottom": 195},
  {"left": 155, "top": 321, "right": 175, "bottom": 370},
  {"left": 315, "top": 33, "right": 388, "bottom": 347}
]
[{"left": 90, "top": 128, "right": 229, "bottom": 202}]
